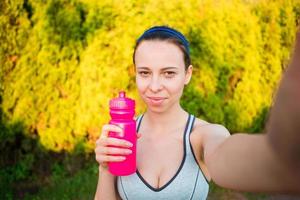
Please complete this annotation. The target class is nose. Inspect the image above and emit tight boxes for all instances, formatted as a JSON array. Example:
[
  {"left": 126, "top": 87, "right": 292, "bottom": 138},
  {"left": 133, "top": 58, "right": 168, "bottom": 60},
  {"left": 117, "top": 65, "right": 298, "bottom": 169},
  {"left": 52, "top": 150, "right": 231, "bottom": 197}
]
[{"left": 149, "top": 76, "right": 163, "bottom": 92}]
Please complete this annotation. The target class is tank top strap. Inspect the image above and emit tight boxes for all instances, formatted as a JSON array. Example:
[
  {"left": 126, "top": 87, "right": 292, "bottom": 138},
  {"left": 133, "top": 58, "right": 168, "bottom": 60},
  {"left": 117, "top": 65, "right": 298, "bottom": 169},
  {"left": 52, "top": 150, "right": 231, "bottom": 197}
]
[
  {"left": 136, "top": 114, "right": 144, "bottom": 132},
  {"left": 184, "top": 114, "right": 195, "bottom": 154}
]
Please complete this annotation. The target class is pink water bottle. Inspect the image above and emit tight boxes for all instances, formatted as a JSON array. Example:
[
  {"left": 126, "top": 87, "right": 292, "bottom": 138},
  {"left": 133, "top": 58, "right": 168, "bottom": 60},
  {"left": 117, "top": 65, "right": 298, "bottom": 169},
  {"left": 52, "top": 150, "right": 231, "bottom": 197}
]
[{"left": 108, "top": 91, "right": 136, "bottom": 176}]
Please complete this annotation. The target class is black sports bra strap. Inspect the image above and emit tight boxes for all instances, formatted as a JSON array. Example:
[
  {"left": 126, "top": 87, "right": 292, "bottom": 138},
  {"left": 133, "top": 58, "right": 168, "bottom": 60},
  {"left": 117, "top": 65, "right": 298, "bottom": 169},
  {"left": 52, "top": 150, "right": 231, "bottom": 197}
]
[
  {"left": 184, "top": 115, "right": 195, "bottom": 147},
  {"left": 136, "top": 114, "right": 144, "bottom": 132}
]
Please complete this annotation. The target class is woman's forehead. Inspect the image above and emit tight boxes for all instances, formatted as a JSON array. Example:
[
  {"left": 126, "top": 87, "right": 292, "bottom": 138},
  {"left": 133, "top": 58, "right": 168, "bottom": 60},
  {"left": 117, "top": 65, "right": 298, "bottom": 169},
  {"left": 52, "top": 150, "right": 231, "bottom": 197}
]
[
  {"left": 135, "top": 40, "right": 181, "bottom": 53},
  {"left": 134, "top": 40, "right": 185, "bottom": 68}
]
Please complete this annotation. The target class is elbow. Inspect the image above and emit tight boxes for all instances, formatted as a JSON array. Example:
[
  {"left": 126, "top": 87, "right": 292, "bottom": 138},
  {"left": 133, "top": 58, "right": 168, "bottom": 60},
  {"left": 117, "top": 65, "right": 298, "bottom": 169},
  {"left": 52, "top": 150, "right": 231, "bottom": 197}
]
[
  {"left": 205, "top": 158, "right": 227, "bottom": 188},
  {"left": 267, "top": 133, "right": 300, "bottom": 174},
  {"left": 205, "top": 150, "right": 229, "bottom": 189}
]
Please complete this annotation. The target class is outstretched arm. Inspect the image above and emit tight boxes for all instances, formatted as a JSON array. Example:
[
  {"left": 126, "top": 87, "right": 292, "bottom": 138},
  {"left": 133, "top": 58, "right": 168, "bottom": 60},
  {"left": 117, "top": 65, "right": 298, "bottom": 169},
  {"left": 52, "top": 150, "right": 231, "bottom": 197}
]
[
  {"left": 203, "top": 31, "right": 300, "bottom": 193},
  {"left": 204, "top": 130, "right": 299, "bottom": 193},
  {"left": 267, "top": 31, "right": 300, "bottom": 172}
]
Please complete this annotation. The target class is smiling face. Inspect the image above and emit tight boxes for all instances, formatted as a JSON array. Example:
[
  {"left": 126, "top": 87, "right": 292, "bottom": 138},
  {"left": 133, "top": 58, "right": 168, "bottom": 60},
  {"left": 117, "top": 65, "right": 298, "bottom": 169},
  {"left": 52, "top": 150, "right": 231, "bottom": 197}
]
[{"left": 134, "top": 40, "right": 192, "bottom": 113}]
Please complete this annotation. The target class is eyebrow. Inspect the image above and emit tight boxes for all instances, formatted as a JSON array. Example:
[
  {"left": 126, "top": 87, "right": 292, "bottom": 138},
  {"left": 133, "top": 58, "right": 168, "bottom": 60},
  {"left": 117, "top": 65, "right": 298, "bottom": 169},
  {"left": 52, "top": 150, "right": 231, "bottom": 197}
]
[{"left": 136, "top": 66, "right": 179, "bottom": 70}]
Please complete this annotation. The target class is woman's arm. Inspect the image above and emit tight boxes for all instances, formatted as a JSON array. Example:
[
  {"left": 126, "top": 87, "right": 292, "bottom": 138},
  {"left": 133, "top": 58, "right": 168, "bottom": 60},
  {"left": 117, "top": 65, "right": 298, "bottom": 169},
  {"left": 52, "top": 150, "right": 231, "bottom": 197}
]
[
  {"left": 94, "top": 124, "right": 133, "bottom": 200},
  {"left": 203, "top": 128, "right": 299, "bottom": 193},
  {"left": 267, "top": 31, "right": 300, "bottom": 171},
  {"left": 202, "top": 31, "right": 300, "bottom": 194},
  {"left": 94, "top": 166, "right": 120, "bottom": 200}
]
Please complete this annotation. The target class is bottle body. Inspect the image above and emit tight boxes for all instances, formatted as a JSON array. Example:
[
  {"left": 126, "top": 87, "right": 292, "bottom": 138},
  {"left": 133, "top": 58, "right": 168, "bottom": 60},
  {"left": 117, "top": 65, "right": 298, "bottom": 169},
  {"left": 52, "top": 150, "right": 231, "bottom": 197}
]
[
  {"left": 107, "top": 91, "right": 136, "bottom": 176},
  {"left": 108, "top": 118, "right": 136, "bottom": 176}
]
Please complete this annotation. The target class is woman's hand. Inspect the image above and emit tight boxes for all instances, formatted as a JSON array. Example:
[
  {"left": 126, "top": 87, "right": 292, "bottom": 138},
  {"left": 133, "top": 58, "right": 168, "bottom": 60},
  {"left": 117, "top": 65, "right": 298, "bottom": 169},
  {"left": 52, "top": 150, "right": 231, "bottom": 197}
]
[{"left": 95, "top": 124, "right": 141, "bottom": 169}]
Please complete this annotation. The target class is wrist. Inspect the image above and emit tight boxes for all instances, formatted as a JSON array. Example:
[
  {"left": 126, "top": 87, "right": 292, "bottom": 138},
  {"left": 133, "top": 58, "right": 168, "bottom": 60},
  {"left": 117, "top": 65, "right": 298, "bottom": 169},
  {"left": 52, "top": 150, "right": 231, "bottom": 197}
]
[
  {"left": 98, "top": 165, "right": 115, "bottom": 177},
  {"left": 99, "top": 164, "right": 108, "bottom": 172}
]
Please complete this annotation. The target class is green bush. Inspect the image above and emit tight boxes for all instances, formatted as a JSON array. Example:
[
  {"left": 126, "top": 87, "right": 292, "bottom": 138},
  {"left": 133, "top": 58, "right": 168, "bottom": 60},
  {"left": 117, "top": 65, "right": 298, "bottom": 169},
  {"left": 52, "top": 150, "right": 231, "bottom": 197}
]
[{"left": 0, "top": 0, "right": 298, "bottom": 151}]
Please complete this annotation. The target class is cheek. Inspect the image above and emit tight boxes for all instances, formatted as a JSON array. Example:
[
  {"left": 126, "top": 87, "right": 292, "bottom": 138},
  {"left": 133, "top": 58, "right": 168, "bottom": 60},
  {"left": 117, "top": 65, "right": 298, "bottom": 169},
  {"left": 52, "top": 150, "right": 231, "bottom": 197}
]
[
  {"left": 166, "top": 81, "right": 185, "bottom": 94},
  {"left": 136, "top": 77, "right": 148, "bottom": 93},
  {"left": 164, "top": 76, "right": 186, "bottom": 93}
]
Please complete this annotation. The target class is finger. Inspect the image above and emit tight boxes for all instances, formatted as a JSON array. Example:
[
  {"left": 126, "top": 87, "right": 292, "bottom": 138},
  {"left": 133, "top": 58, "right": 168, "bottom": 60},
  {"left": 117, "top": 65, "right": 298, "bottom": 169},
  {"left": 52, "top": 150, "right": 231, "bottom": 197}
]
[
  {"left": 97, "top": 147, "right": 132, "bottom": 155},
  {"left": 99, "top": 137, "right": 133, "bottom": 148},
  {"left": 96, "top": 155, "right": 126, "bottom": 163},
  {"left": 101, "top": 124, "right": 123, "bottom": 138},
  {"left": 95, "top": 138, "right": 102, "bottom": 146},
  {"left": 137, "top": 132, "right": 142, "bottom": 139}
]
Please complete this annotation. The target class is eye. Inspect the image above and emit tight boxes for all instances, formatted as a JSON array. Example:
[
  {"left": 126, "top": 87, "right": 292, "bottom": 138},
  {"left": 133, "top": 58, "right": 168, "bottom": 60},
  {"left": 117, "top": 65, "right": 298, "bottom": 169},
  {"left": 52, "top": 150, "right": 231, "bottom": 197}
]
[
  {"left": 138, "top": 71, "right": 151, "bottom": 77},
  {"left": 163, "top": 71, "right": 176, "bottom": 78}
]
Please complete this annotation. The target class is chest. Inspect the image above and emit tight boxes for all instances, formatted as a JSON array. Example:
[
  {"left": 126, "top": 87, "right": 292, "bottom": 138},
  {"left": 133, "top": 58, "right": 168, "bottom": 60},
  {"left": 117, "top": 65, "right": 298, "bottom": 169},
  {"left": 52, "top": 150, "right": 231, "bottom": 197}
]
[
  {"left": 136, "top": 133, "right": 184, "bottom": 188},
  {"left": 117, "top": 132, "right": 209, "bottom": 200}
]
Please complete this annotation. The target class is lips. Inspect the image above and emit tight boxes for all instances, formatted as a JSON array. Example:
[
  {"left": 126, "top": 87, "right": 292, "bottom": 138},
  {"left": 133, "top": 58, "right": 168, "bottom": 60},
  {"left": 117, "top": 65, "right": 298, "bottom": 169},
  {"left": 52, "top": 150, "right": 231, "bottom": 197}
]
[{"left": 146, "top": 96, "right": 167, "bottom": 106}]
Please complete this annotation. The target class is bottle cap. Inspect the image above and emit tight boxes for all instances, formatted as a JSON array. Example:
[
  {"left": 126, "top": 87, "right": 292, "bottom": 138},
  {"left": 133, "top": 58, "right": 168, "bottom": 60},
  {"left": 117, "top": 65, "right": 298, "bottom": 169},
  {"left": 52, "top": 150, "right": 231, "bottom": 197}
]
[{"left": 109, "top": 91, "right": 135, "bottom": 110}]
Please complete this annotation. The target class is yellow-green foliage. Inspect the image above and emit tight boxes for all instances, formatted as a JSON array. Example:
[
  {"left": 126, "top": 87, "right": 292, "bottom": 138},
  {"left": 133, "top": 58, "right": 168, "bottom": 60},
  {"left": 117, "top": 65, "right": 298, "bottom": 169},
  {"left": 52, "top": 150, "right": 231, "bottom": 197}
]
[{"left": 0, "top": 0, "right": 299, "bottom": 152}]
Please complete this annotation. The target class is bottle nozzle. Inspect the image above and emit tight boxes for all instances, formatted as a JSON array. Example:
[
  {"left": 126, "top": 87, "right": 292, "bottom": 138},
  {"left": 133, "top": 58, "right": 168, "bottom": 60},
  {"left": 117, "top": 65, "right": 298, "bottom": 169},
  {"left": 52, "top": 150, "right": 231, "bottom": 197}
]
[
  {"left": 110, "top": 91, "right": 134, "bottom": 110},
  {"left": 119, "top": 91, "right": 126, "bottom": 98}
]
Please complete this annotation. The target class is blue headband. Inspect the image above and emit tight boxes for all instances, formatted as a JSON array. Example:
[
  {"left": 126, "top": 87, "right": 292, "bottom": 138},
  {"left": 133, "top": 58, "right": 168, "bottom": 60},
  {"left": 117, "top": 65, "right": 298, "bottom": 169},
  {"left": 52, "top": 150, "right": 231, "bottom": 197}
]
[{"left": 137, "top": 26, "right": 190, "bottom": 54}]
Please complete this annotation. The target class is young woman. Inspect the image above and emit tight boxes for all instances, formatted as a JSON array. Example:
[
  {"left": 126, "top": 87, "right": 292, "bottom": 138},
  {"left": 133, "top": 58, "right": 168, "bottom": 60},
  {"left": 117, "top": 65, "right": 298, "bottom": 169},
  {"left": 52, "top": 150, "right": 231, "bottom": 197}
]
[{"left": 94, "top": 26, "right": 300, "bottom": 200}]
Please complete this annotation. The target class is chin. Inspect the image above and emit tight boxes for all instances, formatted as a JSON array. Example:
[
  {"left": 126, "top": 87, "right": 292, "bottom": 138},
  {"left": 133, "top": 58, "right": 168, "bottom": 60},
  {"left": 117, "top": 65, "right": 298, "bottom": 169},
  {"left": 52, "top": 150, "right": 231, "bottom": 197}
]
[
  {"left": 146, "top": 102, "right": 175, "bottom": 114},
  {"left": 147, "top": 106, "right": 167, "bottom": 114}
]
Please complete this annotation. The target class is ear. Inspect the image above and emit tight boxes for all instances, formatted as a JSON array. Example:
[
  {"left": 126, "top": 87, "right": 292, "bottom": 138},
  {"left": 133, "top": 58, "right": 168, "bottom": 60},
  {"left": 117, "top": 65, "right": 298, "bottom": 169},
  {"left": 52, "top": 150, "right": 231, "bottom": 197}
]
[{"left": 184, "top": 65, "right": 193, "bottom": 85}]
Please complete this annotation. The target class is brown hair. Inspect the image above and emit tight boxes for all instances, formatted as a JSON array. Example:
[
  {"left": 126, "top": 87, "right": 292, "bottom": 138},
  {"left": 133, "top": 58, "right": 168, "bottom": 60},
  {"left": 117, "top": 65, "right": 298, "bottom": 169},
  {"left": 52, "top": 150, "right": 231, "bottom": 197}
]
[{"left": 133, "top": 26, "right": 191, "bottom": 70}]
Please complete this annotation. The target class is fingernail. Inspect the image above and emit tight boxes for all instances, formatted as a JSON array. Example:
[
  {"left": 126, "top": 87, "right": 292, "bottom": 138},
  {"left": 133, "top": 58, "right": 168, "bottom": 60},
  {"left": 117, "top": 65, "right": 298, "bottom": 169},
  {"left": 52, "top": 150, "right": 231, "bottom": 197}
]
[
  {"left": 126, "top": 149, "right": 132, "bottom": 154},
  {"left": 120, "top": 157, "right": 126, "bottom": 160},
  {"left": 127, "top": 142, "right": 133, "bottom": 147},
  {"left": 118, "top": 127, "right": 124, "bottom": 136}
]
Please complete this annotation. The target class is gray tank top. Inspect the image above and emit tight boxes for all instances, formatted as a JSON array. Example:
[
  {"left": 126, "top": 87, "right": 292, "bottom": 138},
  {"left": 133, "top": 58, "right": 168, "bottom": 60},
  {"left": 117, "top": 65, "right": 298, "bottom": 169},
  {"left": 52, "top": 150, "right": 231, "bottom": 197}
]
[{"left": 117, "top": 114, "right": 209, "bottom": 200}]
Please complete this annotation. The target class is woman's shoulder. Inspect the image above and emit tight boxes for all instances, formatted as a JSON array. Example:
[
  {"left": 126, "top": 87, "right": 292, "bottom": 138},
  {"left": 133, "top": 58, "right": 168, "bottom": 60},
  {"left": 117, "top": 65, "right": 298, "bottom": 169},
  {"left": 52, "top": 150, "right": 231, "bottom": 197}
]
[
  {"left": 190, "top": 117, "right": 230, "bottom": 156},
  {"left": 192, "top": 117, "right": 230, "bottom": 139}
]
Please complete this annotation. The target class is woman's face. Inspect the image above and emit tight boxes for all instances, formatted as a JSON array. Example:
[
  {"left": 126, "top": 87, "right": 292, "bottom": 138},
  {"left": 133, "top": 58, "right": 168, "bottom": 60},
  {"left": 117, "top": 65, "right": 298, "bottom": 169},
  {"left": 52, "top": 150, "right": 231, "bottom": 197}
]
[{"left": 134, "top": 40, "right": 192, "bottom": 113}]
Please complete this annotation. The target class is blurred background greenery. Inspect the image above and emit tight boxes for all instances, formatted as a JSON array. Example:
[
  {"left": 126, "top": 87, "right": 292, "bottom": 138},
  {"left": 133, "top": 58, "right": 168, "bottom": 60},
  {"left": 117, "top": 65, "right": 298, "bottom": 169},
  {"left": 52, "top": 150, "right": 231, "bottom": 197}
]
[{"left": 1, "top": 0, "right": 299, "bottom": 199}]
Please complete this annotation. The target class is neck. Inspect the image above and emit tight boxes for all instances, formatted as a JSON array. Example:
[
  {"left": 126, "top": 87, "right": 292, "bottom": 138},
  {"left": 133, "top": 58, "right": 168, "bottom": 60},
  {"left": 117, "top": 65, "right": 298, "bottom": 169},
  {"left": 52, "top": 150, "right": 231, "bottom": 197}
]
[{"left": 142, "top": 103, "right": 188, "bottom": 135}]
